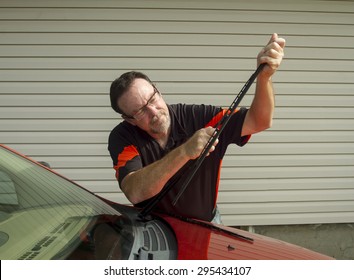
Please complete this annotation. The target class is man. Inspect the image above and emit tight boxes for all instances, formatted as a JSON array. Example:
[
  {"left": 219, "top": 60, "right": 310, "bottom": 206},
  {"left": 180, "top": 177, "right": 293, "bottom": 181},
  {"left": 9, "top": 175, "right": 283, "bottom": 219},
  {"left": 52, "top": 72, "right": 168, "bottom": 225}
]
[{"left": 108, "top": 33, "right": 285, "bottom": 223}]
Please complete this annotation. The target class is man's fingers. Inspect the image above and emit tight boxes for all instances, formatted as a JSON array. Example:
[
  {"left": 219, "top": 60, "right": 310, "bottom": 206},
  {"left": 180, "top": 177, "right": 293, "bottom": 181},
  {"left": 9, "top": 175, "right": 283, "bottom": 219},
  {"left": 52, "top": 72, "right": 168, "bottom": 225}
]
[
  {"left": 204, "top": 126, "right": 216, "bottom": 136},
  {"left": 203, "top": 127, "right": 219, "bottom": 156},
  {"left": 267, "top": 33, "right": 278, "bottom": 45},
  {"left": 264, "top": 34, "right": 285, "bottom": 53}
]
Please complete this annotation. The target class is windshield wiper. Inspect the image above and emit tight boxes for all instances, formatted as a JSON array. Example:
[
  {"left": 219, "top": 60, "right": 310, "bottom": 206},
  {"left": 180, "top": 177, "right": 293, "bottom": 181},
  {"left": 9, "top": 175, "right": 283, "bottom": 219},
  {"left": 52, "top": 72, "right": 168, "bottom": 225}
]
[{"left": 139, "top": 64, "right": 266, "bottom": 220}]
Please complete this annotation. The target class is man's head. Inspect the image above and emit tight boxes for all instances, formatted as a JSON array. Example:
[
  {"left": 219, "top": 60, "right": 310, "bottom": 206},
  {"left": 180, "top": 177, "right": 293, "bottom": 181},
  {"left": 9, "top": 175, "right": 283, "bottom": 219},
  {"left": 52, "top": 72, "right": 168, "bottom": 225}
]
[
  {"left": 110, "top": 71, "right": 152, "bottom": 114},
  {"left": 110, "top": 71, "right": 171, "bottom": 137}
]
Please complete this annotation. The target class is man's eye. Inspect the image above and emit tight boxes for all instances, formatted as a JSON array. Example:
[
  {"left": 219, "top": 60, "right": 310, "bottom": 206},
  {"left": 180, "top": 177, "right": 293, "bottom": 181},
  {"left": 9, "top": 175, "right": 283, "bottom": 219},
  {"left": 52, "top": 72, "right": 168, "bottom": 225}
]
[
  {"left": 135, "top": 110, "right": 143, "bottom": 116},
  {"left": 150, "top": 96, "right": 158, "bottom": 103}
]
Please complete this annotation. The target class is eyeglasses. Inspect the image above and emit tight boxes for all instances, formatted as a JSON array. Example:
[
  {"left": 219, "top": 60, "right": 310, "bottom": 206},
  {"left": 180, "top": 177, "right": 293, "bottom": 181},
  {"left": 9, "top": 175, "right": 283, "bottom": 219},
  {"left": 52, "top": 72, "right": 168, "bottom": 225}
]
[{"left": 122, "top": 86, "right": 161, "bottom": 121}]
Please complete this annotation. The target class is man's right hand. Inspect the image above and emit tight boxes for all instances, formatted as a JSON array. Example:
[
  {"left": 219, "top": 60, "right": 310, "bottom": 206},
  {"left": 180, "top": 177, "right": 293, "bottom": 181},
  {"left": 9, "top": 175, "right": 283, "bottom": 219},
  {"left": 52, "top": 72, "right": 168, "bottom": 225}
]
[{"left": 183, "top": 126, "right": 219, "bottom": 160}]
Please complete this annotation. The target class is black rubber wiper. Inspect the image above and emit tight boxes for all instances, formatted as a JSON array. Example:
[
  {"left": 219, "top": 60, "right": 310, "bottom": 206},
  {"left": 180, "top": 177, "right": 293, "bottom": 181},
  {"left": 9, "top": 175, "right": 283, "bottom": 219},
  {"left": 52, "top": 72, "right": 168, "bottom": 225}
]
[
  {"left": 139, "top": 63, "right": 266, "bottom": 219},
  {"left": 167, "top": 213, "right": 254, "bottom": 243}
]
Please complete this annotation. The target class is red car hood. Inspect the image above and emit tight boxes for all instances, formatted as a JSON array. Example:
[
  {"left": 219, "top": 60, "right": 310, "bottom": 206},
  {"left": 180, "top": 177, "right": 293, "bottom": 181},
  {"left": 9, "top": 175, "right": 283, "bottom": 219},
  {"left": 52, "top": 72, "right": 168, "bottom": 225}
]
[{"left": 160, "top": 215, "right": 333, "bottom": 260}]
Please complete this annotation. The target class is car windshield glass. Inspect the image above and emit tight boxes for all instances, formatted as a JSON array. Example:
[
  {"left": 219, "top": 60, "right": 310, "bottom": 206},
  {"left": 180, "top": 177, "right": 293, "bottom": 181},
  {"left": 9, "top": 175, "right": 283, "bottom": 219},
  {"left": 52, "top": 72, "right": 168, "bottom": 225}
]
[{"left": 0, "top": 146, "right": 134, "bottom": 260}]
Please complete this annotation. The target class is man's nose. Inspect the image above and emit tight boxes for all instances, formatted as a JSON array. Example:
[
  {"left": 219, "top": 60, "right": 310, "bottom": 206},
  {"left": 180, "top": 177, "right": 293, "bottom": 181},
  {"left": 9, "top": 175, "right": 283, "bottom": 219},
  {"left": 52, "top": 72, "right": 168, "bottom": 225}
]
[{"left": 146, "top": 103, "right": 159, "bottom": 116}]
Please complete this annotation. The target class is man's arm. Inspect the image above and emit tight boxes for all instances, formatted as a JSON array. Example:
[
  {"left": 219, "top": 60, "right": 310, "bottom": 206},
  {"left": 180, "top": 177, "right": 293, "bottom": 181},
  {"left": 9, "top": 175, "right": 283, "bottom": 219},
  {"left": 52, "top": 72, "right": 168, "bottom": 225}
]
[
  {"left": 121, "top": 126, "right": 218, "bottom": 205},
  {"left": 242, "top": 33, "right": 286, "bottom": 136}
]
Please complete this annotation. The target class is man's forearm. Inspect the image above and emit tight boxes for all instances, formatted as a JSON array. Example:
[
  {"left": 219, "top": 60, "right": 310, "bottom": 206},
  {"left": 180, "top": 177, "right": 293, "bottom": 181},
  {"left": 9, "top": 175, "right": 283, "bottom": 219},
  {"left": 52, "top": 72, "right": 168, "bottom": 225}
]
[
  {"left": 242, "top": 75, "right": 274, "bottom": 136},
  {"left": 121, "top": 144, "right": 190, "bottom": 205},
  {"left": 254, "top": 75, "right": 275, "bottom": 128}
]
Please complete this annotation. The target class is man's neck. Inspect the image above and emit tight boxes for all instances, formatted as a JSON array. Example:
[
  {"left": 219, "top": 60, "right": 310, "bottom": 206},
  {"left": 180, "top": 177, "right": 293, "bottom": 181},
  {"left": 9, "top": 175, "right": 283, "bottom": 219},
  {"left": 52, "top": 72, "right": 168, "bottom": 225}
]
[
  {"left": 152, "top": 126, "right": 171, "bottom": 149},
  {"left": 150, "top": 109, "right": 172, "bottom": 149}
]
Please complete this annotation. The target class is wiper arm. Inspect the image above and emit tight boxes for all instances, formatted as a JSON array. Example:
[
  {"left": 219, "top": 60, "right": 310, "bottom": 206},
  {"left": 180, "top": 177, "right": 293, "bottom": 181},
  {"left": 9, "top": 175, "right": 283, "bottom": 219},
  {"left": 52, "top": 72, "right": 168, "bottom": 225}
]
[{"left": 139, "top": 64, "right": 266, "bottom": 220}]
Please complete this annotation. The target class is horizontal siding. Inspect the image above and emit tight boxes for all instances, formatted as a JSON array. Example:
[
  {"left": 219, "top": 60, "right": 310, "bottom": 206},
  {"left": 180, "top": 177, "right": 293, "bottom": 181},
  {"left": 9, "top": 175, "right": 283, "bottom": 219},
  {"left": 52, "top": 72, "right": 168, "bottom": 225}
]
[
  {"left": 1, "top": 82, "right": 353, "bottom": 95},
  {"left": 1, "top": 59, "right": 354, "bottom": 75},
  {"left": 0, "top": 14, "right": 354, "bottom": 35},
  {"left": 1, "top": 33, "right": 354, "bottom": 49},
  {"left": 1, "top": 7, "right": 354, "bottom": 23},
  {"left": 2, "top": 131, "right": 354, "bottom": 143},
  {"left": 1, "top": 94, "right": 353, "bottom": 108},
  {"left": 1, "top": 69, "right": 354, "bottom": 83},
  {"left": 7, "top": 106, "right": 354, "bottom": 120},
  {"left": 1, "top": 0, "right": 353, "bottom": 226},
  {"left": 0, "top": 0, "right": 353, "bottom": 11},
  {"left": 4, "top": 143, "right": 354, "bottom": 156},
  {"left": 1, "top": 48, "right": 354, "bottom": 64}
]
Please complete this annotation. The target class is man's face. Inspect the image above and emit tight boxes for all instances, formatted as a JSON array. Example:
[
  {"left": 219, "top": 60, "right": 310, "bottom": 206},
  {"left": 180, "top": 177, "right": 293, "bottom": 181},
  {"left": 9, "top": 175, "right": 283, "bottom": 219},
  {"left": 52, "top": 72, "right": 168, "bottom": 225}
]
[{"left": 118, "top": 78, "right": 171, "bottom": 137}]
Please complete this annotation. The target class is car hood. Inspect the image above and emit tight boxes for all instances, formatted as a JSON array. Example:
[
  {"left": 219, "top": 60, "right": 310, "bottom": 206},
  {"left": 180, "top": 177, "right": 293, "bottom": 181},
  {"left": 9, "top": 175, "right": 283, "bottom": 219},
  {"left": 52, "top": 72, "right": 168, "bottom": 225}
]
[{"left": 160, "top": 215, "right": 333, "bottom": 260}]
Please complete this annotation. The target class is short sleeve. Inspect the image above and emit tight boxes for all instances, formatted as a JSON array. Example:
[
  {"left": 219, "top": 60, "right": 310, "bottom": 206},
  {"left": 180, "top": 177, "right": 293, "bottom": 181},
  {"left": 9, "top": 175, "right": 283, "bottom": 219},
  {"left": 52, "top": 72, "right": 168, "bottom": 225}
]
[{"left": 108, "top": 124, "right": 143, "bottom": 186}]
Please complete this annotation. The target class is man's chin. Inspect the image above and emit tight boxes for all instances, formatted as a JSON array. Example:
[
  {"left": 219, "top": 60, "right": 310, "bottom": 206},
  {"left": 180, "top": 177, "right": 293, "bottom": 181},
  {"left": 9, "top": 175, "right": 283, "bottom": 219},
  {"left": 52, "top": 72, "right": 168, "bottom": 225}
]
[{"left": 150, "top": 114, "right": 170, "bottom": 134}]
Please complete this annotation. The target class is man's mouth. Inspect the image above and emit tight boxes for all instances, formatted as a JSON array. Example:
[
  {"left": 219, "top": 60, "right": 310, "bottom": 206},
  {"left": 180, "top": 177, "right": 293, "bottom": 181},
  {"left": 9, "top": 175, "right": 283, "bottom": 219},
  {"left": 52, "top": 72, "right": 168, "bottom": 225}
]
[{"left": 151, "top": 111, "right": 164, "bottom": 125}]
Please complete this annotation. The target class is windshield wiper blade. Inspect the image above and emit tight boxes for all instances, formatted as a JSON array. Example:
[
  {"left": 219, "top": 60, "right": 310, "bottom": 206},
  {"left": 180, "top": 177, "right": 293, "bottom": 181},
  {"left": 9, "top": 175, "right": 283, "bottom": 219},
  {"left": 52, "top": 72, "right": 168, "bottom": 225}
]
[
  {"left": 139, "top": 63, "right": 266, "bottom": 219},
  {"left": 172, "top": 63, "right": 266, "bottom": 205}
]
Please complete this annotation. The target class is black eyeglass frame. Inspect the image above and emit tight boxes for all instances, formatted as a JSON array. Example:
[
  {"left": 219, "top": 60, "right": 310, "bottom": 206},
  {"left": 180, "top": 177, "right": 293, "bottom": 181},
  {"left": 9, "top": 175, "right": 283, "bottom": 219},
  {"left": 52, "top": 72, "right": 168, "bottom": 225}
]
[{"left": 121, "top": 85, "right": 161, "bottom": 120}]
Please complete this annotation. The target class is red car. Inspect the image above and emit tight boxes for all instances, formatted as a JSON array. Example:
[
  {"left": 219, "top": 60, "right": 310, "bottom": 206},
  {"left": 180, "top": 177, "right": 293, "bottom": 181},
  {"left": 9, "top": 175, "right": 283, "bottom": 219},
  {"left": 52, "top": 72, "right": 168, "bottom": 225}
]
[{"left": 0, "top": 144, "right": 332, "bottom": 260}]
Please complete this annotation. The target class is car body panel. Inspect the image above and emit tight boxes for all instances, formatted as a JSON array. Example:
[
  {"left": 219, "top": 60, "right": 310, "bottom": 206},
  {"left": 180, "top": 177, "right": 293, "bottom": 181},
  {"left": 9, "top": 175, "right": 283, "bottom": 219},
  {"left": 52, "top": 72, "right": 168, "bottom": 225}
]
[{"left": 160, "top": 215, "right": 333, "bottom": 260}]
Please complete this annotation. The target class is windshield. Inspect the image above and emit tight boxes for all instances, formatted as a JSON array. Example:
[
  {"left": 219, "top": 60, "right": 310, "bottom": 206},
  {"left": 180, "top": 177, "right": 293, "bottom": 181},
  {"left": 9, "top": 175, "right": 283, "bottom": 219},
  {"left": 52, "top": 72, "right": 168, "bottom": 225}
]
[{"left": 0, "top": 146, "right": 133, "bottom": 260}]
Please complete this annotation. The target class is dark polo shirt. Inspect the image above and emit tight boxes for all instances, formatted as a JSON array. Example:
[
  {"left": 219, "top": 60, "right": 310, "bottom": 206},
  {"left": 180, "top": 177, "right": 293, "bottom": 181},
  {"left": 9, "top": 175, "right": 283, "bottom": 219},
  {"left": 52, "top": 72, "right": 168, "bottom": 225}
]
[{"left": 108, "top": 104, "right": 250, "bottom": 221}]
